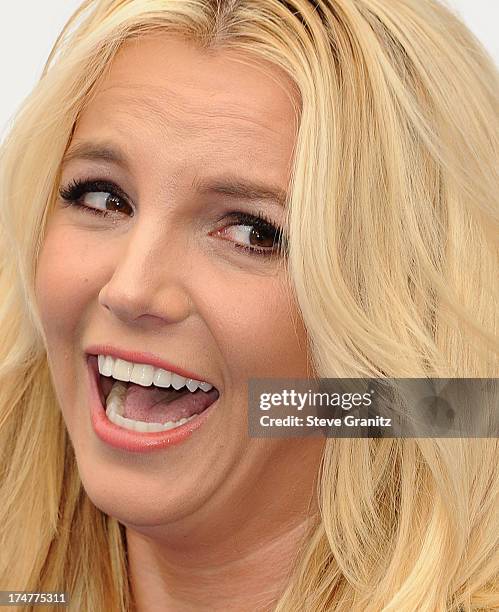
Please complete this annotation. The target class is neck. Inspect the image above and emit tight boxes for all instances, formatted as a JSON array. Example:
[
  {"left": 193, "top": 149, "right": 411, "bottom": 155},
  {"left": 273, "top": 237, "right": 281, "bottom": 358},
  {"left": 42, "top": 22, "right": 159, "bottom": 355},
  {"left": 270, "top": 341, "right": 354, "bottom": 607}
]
[
  {"left": 126, "top": 438, "right": 324, "bottom": 612},
  {"left": 128, "top": 515, "right": 317, "bottom": 612}
]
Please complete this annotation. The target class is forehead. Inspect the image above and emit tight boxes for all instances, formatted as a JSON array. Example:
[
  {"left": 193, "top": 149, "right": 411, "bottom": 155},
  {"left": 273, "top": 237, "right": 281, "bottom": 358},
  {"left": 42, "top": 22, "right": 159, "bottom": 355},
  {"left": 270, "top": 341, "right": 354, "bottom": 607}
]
[{"left": 70, "top": 34, "right": 300, "bottom": 190}]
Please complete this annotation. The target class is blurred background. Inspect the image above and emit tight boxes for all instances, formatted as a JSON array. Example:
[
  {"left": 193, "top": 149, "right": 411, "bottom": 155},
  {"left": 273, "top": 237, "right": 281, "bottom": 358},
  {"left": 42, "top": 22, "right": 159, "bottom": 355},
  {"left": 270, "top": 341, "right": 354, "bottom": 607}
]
[{"left": 0, "top": 0, "right": 498, "bottom": 143}]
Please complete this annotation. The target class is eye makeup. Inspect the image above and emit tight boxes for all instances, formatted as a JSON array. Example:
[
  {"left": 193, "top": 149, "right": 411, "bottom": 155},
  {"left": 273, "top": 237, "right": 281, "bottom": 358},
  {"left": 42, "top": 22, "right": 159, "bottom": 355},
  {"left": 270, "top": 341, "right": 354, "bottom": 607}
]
[{"left": 58, "top": 177, "right": 288, "bottom": 257}]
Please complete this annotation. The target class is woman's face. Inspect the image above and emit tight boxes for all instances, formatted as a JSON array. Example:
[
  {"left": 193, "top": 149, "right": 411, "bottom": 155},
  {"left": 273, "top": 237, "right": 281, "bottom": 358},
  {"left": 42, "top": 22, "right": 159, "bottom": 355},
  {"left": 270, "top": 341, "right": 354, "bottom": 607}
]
[{"left": 35, "top": 34, "right": 321, "bottom": 530}]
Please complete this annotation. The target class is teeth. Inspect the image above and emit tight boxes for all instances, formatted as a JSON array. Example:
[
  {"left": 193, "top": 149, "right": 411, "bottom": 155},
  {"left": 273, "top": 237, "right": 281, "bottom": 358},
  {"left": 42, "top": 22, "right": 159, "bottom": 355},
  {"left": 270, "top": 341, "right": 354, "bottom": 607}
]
[
  {"left": 130, "top": 363, "right": 155, "bottom": 386},
  {"left": 99, "top": 355, "right": 114, "bottom": 377},
  {"left": 112, "top": 358, "right": 133, "bottom": 382},
  {"left": 198, "top": 381, "right": 213, "bottom": 392},
  {"left": 96, "top": 354, "right": 214, "bottom": 393},
  {"left": 153, "top": 368, "right": 172, "bottom": 388},
  {"left": 171, "top": 373, "right": 187, "bottom": 390},
  {"left": 185, "top": 379, "right": 199, "bottom": 392},
  {"left": 104, "top": 380, "right": 196, "bottom": 432},
  {"left": 106, "top": 379, "right": 127, "bottom": 416}
]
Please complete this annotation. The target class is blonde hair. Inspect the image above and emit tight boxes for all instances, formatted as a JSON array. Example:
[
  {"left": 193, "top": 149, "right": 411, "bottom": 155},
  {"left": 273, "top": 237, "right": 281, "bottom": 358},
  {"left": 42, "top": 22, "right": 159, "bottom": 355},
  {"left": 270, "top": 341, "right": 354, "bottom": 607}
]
[{"left": 0, "top": 0, "right": 497, "bottom": 610}]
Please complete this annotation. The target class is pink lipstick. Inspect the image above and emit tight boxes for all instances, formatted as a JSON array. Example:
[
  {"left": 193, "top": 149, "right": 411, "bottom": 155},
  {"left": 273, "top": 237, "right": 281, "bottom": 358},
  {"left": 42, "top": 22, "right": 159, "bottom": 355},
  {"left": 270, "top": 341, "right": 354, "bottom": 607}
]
[{"left": 86, "top": 355, "right": 219, "bottom": 453}]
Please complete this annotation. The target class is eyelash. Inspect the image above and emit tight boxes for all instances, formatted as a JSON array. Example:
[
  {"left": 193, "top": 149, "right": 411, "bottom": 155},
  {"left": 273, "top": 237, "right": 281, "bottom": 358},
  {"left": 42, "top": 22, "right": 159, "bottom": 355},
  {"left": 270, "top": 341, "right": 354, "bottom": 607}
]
[{"left": 58, "top": 178, "right": 287, "bottom": 258}]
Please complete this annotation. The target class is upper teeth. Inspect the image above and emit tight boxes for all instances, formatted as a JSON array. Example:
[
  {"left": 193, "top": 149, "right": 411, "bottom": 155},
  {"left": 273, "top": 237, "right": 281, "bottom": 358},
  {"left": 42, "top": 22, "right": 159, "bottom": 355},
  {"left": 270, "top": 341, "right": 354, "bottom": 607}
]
[{"left": 97, "top": 355, "right": 213, "bottom": 393}]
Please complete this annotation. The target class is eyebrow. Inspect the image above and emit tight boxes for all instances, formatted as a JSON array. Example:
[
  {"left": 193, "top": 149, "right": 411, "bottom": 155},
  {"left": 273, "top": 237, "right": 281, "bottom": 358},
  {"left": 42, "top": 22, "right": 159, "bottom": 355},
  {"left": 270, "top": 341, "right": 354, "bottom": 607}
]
[
  {"left": 61, "top": 141, "right": 289, "bottom": 208},
  {"left": 62, "top": 142, "right": 129, "bottom": 168}
]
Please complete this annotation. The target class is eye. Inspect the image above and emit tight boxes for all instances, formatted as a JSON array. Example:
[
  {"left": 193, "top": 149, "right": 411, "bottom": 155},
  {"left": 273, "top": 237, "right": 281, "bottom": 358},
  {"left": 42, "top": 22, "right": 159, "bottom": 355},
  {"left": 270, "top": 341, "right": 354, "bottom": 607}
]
[
  {"left": 59, "top": 178, "right": 133, "bottom": 217},
  {"left": 214, "top": 211, "right": 287, "bottom": 257},
  {"left": 58, "top": 178, "right": 288, "bottom": 258}
]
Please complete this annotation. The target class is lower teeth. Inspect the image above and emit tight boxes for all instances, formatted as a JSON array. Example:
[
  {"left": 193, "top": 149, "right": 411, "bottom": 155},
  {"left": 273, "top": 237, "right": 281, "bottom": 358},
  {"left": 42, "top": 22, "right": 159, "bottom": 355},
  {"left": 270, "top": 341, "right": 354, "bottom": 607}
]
[{"left": 105, "top": 380, "right": 197, "bottom": 433}]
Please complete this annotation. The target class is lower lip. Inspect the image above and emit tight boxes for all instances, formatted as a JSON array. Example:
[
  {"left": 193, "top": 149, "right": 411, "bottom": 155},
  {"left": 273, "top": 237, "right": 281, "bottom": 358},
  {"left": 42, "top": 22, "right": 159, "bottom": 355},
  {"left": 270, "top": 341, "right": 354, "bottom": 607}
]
[{"left": 87, "top": 355, "right": 219, "bottom": 453}]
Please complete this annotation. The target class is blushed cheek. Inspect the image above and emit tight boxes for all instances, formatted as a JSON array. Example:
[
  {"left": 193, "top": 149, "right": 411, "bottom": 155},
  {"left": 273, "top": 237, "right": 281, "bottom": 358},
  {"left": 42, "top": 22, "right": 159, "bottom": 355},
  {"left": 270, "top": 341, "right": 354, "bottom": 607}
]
[
  {"left": 257, "top": 291, "right": 310, "bottom": 377},
  {"left": 34, "top": 225, "right": 99, "bottom": 427},
  {"left": 211, "top": 275, "right": 310, "bottom": 380},
  {"left": 34, "top": 224, "right": 94, "bottom": 344}
]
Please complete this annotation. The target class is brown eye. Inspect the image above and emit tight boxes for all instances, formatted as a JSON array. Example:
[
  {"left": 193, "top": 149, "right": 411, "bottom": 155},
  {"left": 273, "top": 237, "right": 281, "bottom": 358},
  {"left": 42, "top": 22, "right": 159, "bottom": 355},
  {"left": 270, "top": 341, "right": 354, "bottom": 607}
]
[
  {"left": 59, "top": 179, "right": 134, "bottom": 217},
  {"left": 213, "top": 211, "right": 287, "bottom": 257},
  {"left": 219, "top": 224, "right": 278, "bottom": 249},
  {"left": 82, "top": 192, "right": 133, "bottom": 215}
]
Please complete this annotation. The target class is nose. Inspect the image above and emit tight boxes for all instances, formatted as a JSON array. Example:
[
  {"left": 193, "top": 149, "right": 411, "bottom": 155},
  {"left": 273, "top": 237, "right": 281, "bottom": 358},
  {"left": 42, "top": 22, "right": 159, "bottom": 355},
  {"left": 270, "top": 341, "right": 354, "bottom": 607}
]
[{"left": 98, "top": 219, "right": 193, "bottom": 327}]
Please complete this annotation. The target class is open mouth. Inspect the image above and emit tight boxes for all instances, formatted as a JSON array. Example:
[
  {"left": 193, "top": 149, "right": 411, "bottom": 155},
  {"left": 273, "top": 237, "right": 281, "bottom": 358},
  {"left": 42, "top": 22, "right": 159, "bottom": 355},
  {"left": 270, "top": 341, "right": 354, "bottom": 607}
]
[{"left": 89, "top": 355, "right": 220, "bottom": 433}]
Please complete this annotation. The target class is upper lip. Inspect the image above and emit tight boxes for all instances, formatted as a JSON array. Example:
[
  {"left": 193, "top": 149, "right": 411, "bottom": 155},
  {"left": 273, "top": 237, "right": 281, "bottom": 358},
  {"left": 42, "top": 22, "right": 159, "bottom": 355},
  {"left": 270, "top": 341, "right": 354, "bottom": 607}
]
[{"left": 85, "top": 344, "right": 215, "bottom": 386}]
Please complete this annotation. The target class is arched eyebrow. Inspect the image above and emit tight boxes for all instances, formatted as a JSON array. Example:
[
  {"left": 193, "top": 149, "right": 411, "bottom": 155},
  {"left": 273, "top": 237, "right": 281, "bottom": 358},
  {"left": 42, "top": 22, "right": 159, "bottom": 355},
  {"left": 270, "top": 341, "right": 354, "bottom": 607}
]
[
  {"left": 62, "top": 141, "right": 128, "bottom": 168},
  {"left": 193, "top": 176, "right": 289, "bottom": 208},
  {"left": 61, "top": 141, "right": 289, "bottom": 208}
]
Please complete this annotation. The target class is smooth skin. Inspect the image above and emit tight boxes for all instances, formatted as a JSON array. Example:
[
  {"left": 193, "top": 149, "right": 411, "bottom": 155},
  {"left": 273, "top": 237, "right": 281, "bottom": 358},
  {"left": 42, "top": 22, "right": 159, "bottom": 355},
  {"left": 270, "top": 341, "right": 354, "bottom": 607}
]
[{"left": 35, "top": 34, "right": 325, "bottom": 611}]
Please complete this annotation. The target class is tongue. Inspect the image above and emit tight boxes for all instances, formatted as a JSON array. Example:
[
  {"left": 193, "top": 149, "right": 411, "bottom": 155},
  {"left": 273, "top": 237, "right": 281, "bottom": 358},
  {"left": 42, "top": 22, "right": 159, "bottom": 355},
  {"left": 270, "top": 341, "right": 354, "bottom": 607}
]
[{"left": 123, "top": 382, "right": 218, "bottom": 423}]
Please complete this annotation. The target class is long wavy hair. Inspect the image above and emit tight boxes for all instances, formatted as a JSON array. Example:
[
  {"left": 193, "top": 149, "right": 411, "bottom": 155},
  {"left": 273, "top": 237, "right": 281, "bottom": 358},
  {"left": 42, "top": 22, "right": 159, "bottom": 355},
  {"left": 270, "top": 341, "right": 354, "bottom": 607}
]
[{"left": 0, "top": 0, "right": 497, "bottom": 610}]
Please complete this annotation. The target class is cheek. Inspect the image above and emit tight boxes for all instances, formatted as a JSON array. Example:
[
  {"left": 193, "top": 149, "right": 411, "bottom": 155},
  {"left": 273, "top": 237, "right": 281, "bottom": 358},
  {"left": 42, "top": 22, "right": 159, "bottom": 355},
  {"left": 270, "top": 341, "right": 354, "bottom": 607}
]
[
  {"left": 34, "top": 222, "right": 99, "bottom": 418},
  {"left": 35, "top": 222, "right": 95, "bottom": 340},
  {"left": 203, "top": 273, "right": 309, "bottom": 378}
]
